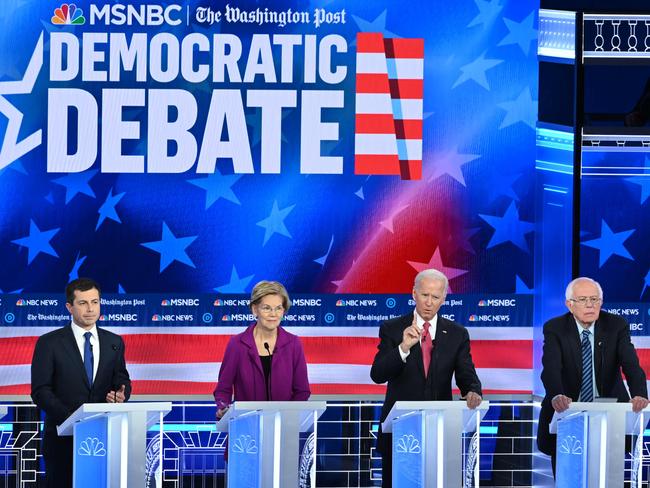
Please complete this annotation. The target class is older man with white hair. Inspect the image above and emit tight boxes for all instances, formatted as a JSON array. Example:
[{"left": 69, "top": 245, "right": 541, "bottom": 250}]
[
  {"left": 370, "top": 268, "right": 482, "bottom": 487},
  {"left": 537, "top": 276, "right": 648, "bottom": 474}
]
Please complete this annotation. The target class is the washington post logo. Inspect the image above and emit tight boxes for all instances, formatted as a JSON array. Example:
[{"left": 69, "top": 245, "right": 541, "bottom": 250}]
[{"left": 354, "top": 33, "right": 424, "bottom": 180}]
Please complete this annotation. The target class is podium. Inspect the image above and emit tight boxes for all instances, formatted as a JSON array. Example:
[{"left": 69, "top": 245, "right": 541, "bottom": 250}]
[
  {"left": 216, "top": 401, "right": 327, "bottom": 488},
  {"left": 550, "top": 402, "right": 647, "bottom": 487},
  {"left": 57, "top": 402, "right": 172, "bottom": 488},
  {"left": 382, "top": 400, "right": 489, "bottom": 487}
]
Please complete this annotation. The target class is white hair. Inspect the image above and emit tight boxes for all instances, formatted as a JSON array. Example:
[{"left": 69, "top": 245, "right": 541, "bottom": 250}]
[
  {"left": 565, "top": 277, "right": 603, "bottom": 301},
  {"left": 414, "top": 269, "right": 449, "bottom": 294}
]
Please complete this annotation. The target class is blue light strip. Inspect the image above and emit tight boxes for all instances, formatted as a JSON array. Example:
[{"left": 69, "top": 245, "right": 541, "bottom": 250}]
[
  {"left": 479, "top": 426, "right": 498, "bottom": 435},
  {"left": 148, "top": 423, "right": 219, "bottom": 432}
]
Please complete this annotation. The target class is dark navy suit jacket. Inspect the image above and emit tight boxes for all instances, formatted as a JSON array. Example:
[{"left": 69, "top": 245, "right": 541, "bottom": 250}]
[{"left": 537, "top": 311, "right": 647, "bottom": 455}]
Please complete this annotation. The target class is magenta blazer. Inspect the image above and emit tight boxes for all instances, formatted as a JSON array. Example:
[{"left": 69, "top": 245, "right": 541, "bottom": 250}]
[{"left": 213, "top": 324, "right": 311, "bottom": 408}]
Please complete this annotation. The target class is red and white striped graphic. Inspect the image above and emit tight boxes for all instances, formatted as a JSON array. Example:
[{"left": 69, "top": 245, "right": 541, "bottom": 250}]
[
  {"left": 1, "top": 326, "right": 540, "bottom": 396},
  {"left": 355, "top": 33, "right": 424, "bottom": 180}
]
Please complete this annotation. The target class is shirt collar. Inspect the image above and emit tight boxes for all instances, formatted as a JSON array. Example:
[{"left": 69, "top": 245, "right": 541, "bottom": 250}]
[
  {"left": 71, "top": 321, "right": 98, "bottom": 341},
  {"left": 574, "top": 317, "right": 595, "bottom": 336},
  {"left": 414, "top": 311, "right": 438, "bottom": 330}
]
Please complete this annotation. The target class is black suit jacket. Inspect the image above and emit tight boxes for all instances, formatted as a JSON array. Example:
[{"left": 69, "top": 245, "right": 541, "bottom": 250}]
[
  {"left": 537, "top": 311, "right": 647, "bottom": 455},
  {"left": 31, "top": 324, "right": 132, "bottom": 434},
  {"left": 370, "top": 313, "right": 482, "bottom": 452}
]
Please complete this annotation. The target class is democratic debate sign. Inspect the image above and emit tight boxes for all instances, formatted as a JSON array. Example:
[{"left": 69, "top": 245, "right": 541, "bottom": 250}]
[{"left": 1, "top": 2, "right": 424, "bottom": 180}]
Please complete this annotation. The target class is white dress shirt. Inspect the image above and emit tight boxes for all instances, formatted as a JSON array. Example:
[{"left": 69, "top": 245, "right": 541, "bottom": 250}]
[
  {"left": 399, "top": 311, "right": 438, "bottom": 362},
  {"left": 71, "top": 321, "right": 100, "bottom": 382}
]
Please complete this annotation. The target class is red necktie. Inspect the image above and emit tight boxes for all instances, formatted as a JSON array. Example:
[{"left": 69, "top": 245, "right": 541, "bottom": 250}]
[{"left": 422, "top": 322, "right": 433, "bottom": 377}]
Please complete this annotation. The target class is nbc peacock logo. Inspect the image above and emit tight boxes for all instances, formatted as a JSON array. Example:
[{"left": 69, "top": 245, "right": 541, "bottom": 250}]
[
  {"left": 51, "top": 3, "right": 85, "bottom": 25},
  {"left": 15, "top": 299, "right": 26, "bottom": 306},
  {"left": 478, "top": 300, "right": 487, "bottom": 307},
  {"left": 469, "top": 315, "right": 479, "bottom": 322}
]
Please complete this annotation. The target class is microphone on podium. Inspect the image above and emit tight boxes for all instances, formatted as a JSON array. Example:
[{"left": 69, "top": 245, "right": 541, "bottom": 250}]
[{"left": 264, "top": 342, "right": 273, "bottom": 401}]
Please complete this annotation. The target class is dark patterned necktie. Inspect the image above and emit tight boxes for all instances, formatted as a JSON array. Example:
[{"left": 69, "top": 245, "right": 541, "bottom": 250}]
[
  {"left": 580, "top": 329, "right": 593, "bottom": 402},
  {"left": 84, "top": 332, "right": 94, "bottom": 386}
]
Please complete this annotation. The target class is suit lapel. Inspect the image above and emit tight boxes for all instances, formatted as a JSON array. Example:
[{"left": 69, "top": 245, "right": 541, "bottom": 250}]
[
  {"left": 242, "top": 325, "right": 264, "bottom": 376},
  {"left": 594, "top": 320, "right": 604, "bottom": 395},
  {"left": 95, "top": 328, "right": 112, "bottom": 388},
  {"left": 566, "top": 314, "right": 582, "bottom": 377},
  {"left": 62, "top": 324, "right": 91, "bottom": 390},
  {"left": 430, "top": 316, "right": 448, "bottom": 377}
]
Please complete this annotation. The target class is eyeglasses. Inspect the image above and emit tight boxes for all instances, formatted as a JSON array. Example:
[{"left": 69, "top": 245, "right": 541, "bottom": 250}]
[
  {"left": 258, "top": 305, "right": 285, "bottom": 315},
  {"left": 569, "top": 296, "right": 602, "bottom": 306}
]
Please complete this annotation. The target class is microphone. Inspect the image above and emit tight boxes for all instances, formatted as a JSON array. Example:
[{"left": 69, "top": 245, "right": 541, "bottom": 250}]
[
  {"left": 264, "top": 342, "right": 272, "bottom": 401},
  {"left": 598, "top": 341, "right": 605, "bottom": 397}
]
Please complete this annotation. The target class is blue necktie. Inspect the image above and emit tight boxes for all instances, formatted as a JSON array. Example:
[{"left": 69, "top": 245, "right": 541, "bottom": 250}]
[
  {"left": 580, "top": 329, "right": 593, "bottom": 402},
  {"left": 84, "top": 332, "right": 94, "bottom": 386}
]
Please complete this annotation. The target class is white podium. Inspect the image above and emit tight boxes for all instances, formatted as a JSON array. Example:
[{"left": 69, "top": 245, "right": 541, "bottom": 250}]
[
  {"left": 383, "top": 400, "right": 489, "bottom": 487},
  {"left": 57, "top": 402, "right": 172, "bottom": 488},
  {"left": 550, "top": 401, "right": 647, "bottom": 487},
  {"left": 216, "top": 401, "right": 327, "bottom": 488}
]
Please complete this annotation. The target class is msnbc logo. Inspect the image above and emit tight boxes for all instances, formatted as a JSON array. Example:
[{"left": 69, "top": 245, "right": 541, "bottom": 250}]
[
  {"left": 52, "top": 4, "right": 86, "bottom": 25},
  {"left": 214, "top": 299, "right": 222, "bottom": 306},
  {"left": 221, "top": 315, "right": 230, "bottom": 322},
  {"left": 478, "top": 300, "right": 487, "bottom": 307},
  {"left": 469, "top": 315, "right": 479, "bottom": 322},
  {"left": 151, "top": 314, "right": 161, "bottom": 321},
  {"left": 161, "top": 299, "right": 170, "bottom": 306},
  {"left": 15, "top": 299, "right": 26, "bottom": 306},
  {"left": 336, "top": 299, "right": 345, "bottom": 306},
  {"left": 98, "top": 315, "right": 107, "bottom": 321}
]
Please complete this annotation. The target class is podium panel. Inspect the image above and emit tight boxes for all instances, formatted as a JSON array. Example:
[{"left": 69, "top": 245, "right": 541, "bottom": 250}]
[
  {"left": 383, "top": 400, "right": 488, "bottom": 488},
  {"left": 58, "top": 402, "right": 172, "bottom": 488},
  {"left": 551, "top": 402, "right": 647, "bottom": 487},
  {"left": 217, "top": 401, "right": 326, "bottom": 488}
]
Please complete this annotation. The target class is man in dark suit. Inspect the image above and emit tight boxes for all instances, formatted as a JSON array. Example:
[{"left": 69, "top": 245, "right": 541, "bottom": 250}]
[
  {"left": 370, "top": 268, "right": 482, "bottom": 487},
  {"left": 31, "top": 278, "right": 131, "bottom": 488},
  {"left": 537, "top": 277, "right": 648, "bottom": 473}
]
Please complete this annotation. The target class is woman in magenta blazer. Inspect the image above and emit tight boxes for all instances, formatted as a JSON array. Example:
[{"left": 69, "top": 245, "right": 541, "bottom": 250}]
[{"left": 214, "top": 281, "right": 310, "bottom": 418}]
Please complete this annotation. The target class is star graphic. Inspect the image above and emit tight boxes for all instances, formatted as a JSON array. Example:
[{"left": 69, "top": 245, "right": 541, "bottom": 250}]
[
  {"left": 52, "top": 169, "right": 98, "bottom": 204},
  {"left": 625, "top": 157, "right": 650, "bottom": 204},
  {"left": 96, "top": 188, "right": 125, "bottom": 230},
  {"left": 483, "top": 172, "right": 521, "bottom": 202},
  {"left": 641, "top": 269, "right": 650, "bottom": 298},
  {"left": 407, "top": 247, "right": 468, "bottom": 292},
  {"left": 581, "top": 220, "right": 634, "bottom": 267},
  {"left": 141, "top": 222, "right": 198, "bottom": 272},
  {"left": 352, "top": 10, "right": 399, "bottom": 37},
  {"left": 427, "top": 147, "right": 480, "bottom": 186},
  {"left": 0, "top": 33, "right": 43, "bottom": 171},
  {"left": 314, "top": 235, "right": 334, "bottom": 266},
  {"left": 452, "top": 52, "right": 503, "bottom": 90},
  {"left": 0, "top": 159, "right": 27, "bottom": 176},
  {"left": 257, "top": 201, "right": 295, "bottom": 246},
  {"left": 498, "top": 88, "right": 537, "bottom": 130},
  {"left": 498, "top": 11, "right": 538, "bottom": 56},
  {"left": 380, "top": 204, "right": 409, "bottom": 233},
  {"left": 467, "top": 0, "right": 504, "bottom": 28},
  {"left": 479, "top": 201, "right": 534, "bottom": 252},
  {"left": 516, "top": 275, "right": 534, "bottom": 294},
  {"left": 68, "top": 252, "right": 87, "bottom": 281},
  {"left": 188, "top": 172, "right": 243, "bottom": 209},
  {"left": 355, "top": 186, "right": 365, "bottom": 200},
  {"left": 118, "top": 284, "right": 126, "bottom": 294},
  {"left": 11, "top": 219, "right": 60, "bottom": 264},
  {"left": 449, "top": 227, "right": 481, "bottom": 255},
  {"left": 215, "top": 266, "right": 255, "bottom": 293}
]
